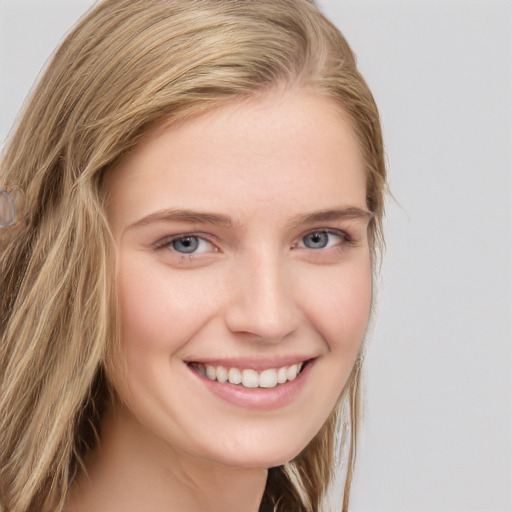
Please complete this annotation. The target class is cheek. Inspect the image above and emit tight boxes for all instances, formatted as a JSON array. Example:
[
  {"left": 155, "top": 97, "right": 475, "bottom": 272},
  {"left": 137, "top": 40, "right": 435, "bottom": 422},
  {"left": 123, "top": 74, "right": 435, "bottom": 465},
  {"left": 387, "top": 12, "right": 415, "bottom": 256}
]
[
  {"left": 296, "top": 258, "right": 371, "bottom": 424},
  {"left": 298, "top": 256, "right": 372, "bottom": 353},
  {"left": 109, "top": 256, "right": 224, "bottom": 402},
  {"left": 116, "top": 257, "right": 218, "bottom": 352}
]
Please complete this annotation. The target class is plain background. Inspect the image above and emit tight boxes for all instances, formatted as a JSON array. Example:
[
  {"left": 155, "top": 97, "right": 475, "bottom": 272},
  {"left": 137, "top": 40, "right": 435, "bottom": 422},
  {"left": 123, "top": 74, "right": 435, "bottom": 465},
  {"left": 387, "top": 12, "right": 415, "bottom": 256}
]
[{"left": 1, "top": 1, "right": 511, "bottom": 511}]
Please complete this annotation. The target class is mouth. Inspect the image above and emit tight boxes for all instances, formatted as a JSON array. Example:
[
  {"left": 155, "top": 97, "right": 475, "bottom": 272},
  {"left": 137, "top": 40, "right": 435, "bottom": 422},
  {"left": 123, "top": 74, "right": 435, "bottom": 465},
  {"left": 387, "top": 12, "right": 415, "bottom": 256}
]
[{"left": 188, "top": 360, "right": 310, "bottom": 390}]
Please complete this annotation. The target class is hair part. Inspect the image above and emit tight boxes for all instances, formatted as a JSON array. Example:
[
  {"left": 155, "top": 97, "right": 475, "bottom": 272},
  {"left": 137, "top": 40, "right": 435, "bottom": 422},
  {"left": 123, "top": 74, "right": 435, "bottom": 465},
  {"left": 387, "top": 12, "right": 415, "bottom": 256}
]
[{"left": 0, "top": 1, "right": 386, "bottom": 510}]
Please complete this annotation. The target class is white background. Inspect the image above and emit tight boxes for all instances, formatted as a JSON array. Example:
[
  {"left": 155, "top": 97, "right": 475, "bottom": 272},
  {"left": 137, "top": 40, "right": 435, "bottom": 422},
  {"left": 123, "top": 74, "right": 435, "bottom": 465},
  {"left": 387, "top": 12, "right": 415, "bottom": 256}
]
[{"left": 1, "top": 1, "right": 511, "bottom": 511}]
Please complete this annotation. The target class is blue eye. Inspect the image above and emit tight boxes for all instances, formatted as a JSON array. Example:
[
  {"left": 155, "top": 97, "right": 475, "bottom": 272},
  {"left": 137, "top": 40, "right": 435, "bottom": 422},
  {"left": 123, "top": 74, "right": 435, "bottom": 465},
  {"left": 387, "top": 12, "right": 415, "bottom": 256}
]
[
  {"left": 303, "top": 231, "right": 329, "bottom": 249},
  {"left": 154, "top": 233, "right": 218, "bottom": 262},
  {"left": 172, "top": 236, "right": 200, "bottom": 254},
  {"left": 154, "top": 233, "right": 217, "bottom": 257},
  {"left": 301, "top": 230, "right": 345, "bottom": 250}
]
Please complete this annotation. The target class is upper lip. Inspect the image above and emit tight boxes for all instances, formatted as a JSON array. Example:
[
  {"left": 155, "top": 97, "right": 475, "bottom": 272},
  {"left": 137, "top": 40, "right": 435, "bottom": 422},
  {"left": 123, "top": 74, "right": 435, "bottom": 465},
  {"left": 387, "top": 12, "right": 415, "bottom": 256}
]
[{"left": 185, "top": 356, "right": 316, "bottom": 372}]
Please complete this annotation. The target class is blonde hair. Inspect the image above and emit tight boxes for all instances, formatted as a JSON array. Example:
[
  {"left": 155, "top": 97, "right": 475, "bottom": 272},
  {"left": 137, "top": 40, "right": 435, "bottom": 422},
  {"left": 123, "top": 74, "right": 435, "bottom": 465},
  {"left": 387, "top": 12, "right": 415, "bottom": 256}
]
[{"left": 0, "top": 1, "right": 386, "bottom": 510}]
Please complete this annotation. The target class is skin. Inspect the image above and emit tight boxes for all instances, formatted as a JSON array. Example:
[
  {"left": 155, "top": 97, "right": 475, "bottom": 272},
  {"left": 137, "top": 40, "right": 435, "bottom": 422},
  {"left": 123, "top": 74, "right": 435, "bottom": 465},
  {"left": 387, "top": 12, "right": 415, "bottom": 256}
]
[{"left": 67, "top": 88, "right": 372, "bottom": 511}]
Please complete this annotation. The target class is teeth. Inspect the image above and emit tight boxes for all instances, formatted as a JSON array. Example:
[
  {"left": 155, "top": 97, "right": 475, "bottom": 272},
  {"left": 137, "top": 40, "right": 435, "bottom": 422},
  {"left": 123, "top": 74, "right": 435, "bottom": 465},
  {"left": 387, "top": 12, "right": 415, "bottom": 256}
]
[
  {"left": 216, "top": 365, "right": 228, "bottom": 383},
  {"left": 242, "top": 369, "right": 259, "bottom": 388},
  {"left": 259, "top": 368, "right": 278, "bottom": 388},
  {"left": 195, "top": 362, "right": 305, "bottom": 389},
  {"left": 277, "top": 366, "right": 288, "bottom": 384},
  {"left": 206, "top": 365, "right": 216, "bottom": 380},
  {"left": 287, "top": 364, "right": 299, "bottom": 381},
  {"left": 228, "top": 367, "right": 242, "bottom": 385}
]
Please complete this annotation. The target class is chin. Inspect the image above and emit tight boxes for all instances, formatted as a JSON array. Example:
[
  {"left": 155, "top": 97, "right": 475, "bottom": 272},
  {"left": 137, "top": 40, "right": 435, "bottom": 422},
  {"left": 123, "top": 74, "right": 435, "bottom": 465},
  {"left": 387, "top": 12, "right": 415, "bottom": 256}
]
[{"left": 199, "top": 424, "right": 321, "bottom": 470}]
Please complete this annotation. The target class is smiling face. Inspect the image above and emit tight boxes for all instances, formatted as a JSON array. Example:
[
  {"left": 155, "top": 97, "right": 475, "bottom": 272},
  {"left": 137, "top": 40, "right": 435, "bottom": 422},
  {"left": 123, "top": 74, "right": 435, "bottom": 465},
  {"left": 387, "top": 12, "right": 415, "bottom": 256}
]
[{"left": 106, "top": 89, "right": 372, "bottom": 469}]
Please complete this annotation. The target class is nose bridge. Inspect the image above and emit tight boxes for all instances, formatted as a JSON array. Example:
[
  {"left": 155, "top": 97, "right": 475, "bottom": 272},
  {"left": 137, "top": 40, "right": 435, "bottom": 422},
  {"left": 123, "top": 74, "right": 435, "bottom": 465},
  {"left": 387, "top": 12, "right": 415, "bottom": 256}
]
[{"left": 225, "top": 243, "right": 299, "bottom": 341}]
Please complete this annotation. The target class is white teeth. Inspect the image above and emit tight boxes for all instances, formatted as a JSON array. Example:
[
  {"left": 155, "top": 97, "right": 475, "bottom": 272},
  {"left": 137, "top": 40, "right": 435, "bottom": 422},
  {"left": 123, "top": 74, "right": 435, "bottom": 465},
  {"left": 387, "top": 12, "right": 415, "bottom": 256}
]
[
  {"left": 206, "top": 365, "right": 216, "bottom": 380},
  {"left": 216, "top": 365, "right": 228, "bottom": 383},
  {"left": 228, "top": 367, "right": 242, "bottom": 385},
  {"left": 259, "top": 368, "right": 278, "bottom": 388},
  {"left": 242, "top": 369, "right": 259, "bottom": 388},
  {"left": 196, "top": 361, "right": 306, "bottom": 388},
  {"left": 277, "top": 366, "right": 288, "bottom": 384},
  {"left": 286, "top": 364, "right": 299, "bottom": 381}
]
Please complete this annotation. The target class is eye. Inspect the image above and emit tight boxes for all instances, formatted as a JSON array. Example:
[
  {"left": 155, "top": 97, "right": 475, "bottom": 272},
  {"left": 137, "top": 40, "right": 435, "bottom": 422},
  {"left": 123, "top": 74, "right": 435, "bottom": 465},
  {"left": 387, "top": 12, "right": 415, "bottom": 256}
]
[
  {"left": 172, "top": 236, "right": 201, "bottom": 254},
  {"left": 300, "top": 230, "right": 346, "bottom": 250},
  {"left": 156, "top": 235, "right": 215, "bottom": 255}
]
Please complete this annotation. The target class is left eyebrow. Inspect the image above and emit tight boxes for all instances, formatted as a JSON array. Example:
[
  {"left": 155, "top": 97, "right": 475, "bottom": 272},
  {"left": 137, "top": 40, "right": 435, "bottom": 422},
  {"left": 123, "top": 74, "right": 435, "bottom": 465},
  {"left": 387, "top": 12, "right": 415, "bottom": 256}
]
[{"left": 287, "top": 207, "right": 374, "bottom": 229}]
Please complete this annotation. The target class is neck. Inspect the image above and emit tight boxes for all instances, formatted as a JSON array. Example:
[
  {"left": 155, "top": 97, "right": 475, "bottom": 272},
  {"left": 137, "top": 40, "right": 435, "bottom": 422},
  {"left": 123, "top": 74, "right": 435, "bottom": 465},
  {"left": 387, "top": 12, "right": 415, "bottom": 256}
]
[{"left": 66, "top": 404, "right": 268, "bottom": 512}]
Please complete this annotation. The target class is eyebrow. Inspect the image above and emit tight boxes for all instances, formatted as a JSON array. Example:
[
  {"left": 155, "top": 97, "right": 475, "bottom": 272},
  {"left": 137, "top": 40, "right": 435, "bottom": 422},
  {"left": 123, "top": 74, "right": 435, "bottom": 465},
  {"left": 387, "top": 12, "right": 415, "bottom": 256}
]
[
  {"left": 128, "top": 207, "right": 373, "bottom": 230},
  {"left": 128, "top": 209, "right": 236, "bottom": 229},
  {"left": 287, "top": 207, "right": 374, "bottom": 229}
]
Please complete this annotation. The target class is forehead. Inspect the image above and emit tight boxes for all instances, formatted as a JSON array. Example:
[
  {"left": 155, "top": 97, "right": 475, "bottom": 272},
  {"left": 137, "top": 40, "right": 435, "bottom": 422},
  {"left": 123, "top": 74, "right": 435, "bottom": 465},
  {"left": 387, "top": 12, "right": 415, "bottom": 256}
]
[{"left": 106, "top": 89, "right": 367, "bottom": 229}]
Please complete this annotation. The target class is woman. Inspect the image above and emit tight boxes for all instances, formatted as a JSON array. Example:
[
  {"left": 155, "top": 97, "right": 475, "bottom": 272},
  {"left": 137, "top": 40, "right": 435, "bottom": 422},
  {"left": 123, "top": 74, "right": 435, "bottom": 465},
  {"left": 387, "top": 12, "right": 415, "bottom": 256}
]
[{"left": 0, "top": 1, "right": 386, "bottom": 511}]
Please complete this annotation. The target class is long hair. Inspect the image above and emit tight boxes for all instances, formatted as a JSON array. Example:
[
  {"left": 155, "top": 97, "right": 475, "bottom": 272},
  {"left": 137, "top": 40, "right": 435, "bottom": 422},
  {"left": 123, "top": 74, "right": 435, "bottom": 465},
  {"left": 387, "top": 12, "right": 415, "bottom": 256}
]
[{"left": 0, "top": 1, "right": 386, "bottom": 510}]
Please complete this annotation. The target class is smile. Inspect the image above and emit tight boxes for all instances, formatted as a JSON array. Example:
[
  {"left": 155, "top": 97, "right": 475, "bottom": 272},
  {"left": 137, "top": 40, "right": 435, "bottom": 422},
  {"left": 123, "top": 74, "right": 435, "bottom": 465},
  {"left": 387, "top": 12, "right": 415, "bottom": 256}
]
[{"left": 190, "top": 362, "right": 306, "bottom": 389}]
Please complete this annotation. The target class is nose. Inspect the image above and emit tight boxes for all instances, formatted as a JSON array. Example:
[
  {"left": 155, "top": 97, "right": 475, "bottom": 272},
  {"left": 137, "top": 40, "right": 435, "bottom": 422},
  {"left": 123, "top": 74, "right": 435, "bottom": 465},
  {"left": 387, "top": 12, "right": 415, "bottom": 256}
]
[{"left": 224, "top": 249, "right": 300, "bottom": 342}]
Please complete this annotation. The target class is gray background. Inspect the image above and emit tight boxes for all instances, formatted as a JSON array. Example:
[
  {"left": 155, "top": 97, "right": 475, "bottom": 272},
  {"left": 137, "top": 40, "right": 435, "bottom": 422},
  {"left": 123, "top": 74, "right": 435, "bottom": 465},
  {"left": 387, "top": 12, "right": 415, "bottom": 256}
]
[{"left": 1, "top": 1, "right": 511, "bottom": 511}]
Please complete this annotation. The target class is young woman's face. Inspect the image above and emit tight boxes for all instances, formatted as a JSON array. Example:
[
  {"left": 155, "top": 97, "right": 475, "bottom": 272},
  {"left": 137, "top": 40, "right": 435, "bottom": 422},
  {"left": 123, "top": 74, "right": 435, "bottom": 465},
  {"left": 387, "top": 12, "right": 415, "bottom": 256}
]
[{"left": 107, "top": 89, "right": 372, "bottom": 469}]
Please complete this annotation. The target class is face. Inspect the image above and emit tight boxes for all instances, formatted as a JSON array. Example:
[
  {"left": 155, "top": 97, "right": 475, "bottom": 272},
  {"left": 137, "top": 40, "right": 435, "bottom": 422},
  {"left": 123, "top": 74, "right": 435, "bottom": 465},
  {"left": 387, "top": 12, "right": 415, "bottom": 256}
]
[{"left": 106, "top": 89, "right": 372, "bottom": 469}]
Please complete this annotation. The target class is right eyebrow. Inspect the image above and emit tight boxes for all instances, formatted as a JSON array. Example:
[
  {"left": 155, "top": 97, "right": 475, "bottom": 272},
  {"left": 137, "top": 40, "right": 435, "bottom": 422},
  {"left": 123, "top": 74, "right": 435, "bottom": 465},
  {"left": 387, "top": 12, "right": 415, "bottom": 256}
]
[{"left": 127, "top": 209, "right": 237, "bottom": 230}]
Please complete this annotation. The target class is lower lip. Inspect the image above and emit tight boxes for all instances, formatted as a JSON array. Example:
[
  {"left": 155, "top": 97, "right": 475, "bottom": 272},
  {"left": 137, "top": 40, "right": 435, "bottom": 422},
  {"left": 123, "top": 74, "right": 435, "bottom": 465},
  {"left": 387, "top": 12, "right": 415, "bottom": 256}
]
[{"left": 188, "top": 361, "right": 314, "bottom": 411}]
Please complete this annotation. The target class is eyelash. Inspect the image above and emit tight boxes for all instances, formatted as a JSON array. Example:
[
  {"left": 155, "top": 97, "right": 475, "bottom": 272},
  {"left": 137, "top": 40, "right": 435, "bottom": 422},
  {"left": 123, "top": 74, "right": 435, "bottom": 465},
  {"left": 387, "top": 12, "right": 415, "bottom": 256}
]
[{"left": 153, "top": 229, "right": 353, "bottom": 257}]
